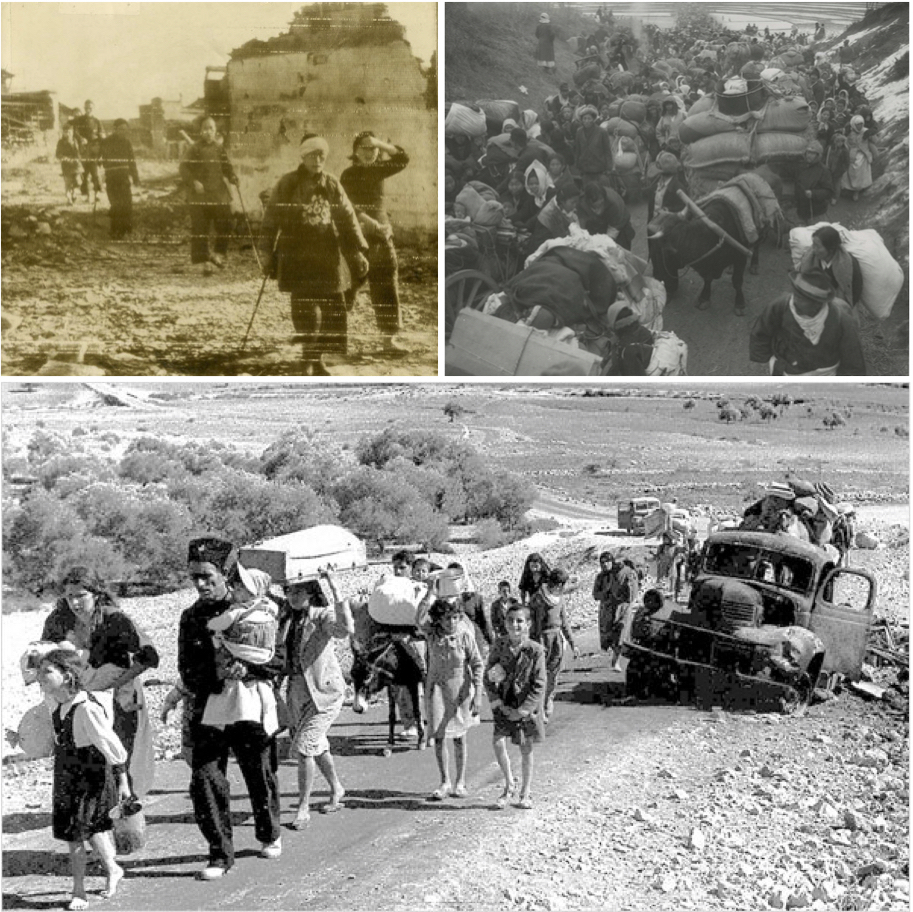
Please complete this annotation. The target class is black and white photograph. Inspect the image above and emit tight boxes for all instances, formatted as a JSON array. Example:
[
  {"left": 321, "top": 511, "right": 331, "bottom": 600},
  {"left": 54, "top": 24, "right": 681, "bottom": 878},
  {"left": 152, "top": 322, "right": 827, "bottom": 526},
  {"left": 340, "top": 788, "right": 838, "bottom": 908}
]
[
  {"left": 1, "top": 381, "right": 908, "bottom": 910},
  {"left": 1, "top": 2, "right": 438, "bottom": 377},
  {"left": 444, "top": 2, "right": 908, "bottom": 377}
]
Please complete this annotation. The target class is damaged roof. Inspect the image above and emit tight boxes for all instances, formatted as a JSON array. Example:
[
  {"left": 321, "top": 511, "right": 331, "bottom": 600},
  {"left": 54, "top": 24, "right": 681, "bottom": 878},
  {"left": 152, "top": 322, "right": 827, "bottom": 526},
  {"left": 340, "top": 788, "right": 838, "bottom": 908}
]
[{"left": 230, "top": 2, "right": 409, "bottom": 61}]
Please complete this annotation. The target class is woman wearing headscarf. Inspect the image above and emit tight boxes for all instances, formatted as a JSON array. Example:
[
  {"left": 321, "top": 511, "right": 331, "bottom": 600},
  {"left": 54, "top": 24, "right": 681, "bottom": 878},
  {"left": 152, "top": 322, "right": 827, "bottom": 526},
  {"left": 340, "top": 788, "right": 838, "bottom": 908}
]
[
  {"left": 795, "top": 141, "right": 833, "bottom": 226},
  {"left": 524, "top": 159, "right": 554, "bottom": 212},
  {"left": 577, "top": 182, "right": 635, "bottom": 250},
  {"left": 41, "top": 566, "right": 158, "bottom": 797},
  {"left": 518, "top": 553, "right": 551, "bottom": 606},
  {"left": 529, "top": 569, "right": 579, "bottom": 722},
  {"left": 656, "top": 99, "right": 685, "bottom": 150},
  {"left": 844, "top": 115, "right": 876, "bottom": 201},
  {"left": 798, "top": 225, "right": 863, "bottom": 308},
  {"left": 535, "top": 13, "right": 557, "bottom": 72},
  {"left": 340, "top": 131, "right": 410, "bottom": 355},
  {"left": 500, "top": 168, "right": 539, "bottom": 227},
  {"left": 260, "top": 133, "right": 369, "bottom": 376}
]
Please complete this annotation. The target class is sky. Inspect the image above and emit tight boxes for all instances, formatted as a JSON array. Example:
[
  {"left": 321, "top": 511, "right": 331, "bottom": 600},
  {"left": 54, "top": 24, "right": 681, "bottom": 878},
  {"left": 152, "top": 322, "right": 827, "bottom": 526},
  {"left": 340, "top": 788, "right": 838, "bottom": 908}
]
[{"left": 1, "top": 1, "right": 436, "bottom": 117}]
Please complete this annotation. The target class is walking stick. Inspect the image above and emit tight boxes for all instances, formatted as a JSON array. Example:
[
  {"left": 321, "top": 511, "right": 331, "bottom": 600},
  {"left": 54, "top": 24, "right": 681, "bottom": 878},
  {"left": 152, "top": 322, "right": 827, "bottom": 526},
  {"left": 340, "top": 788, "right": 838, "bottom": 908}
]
[
  {"left": 238, "top": 229, "right": 280, "bottom": 356},
  {"left": 236, "top": 185, "right": 263, "bottom": 272}
]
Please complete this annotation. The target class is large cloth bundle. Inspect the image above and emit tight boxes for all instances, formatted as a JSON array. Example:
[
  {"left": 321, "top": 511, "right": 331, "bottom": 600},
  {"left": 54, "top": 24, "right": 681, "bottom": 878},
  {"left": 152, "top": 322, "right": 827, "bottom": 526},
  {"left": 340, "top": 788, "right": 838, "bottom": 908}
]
[
  {"left": 620, "top": 99, "right": 647, "bottom": 124},
  {"left": 754, "top": 132, "right": 809, "bottom": 163},
  {"left": 789, "top": 223, "right": 904, "bottom": 321},
  {"left": 678, "top": 110, "right": 743, "bottom": 145},
  {"left": 601, "top": 117, "right": 641, "bottom": 140},
  {"left": 505, "top": 248, "right": 617, "bottom": 325},
  {"left": 573, "top": 63, "right": 602, "bottom": 86},
  {"left": 682, "top": 131, "right": 752, "bottom": 169},
  {"left": 368, "top": 575, "right": 422, "bottom": 626},
  {"left": 476, "top": 99, "right": 521, "bottom": 134},
  {"left": 687, "top": 94, "right": 717, "bottom": 116},
  {"left": 757, "top": 97, "right": 811, "bottom": 134},
  {"left": 445, "top": 103, "right": 487, "bottom": 139},
  {"left": 607, "top": 71, "right": 635, "bottom": 92}
]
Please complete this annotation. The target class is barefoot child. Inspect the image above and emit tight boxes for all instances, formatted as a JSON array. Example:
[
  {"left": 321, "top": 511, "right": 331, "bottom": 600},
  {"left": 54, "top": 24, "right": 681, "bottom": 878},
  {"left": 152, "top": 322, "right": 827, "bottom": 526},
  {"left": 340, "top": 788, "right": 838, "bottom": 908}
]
[
  {"left": 485, "top": 603, "right": 547, "bottom": 810},
  {"left": 38, "top": 648, "right": 131, "bottom": 910},
  {"left": 417, "top": 597, "right": 483, "bottom": 800}
]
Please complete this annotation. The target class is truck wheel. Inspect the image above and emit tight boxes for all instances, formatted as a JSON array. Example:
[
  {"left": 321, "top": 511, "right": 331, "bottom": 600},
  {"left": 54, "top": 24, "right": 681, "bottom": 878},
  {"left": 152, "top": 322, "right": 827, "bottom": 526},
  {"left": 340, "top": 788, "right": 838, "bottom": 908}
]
[
  {"left": 625, "top": 655, "right": 651, "bottom": 699},
  {"left": 779, "top": 677, "right": 812, "bottom": 716}
]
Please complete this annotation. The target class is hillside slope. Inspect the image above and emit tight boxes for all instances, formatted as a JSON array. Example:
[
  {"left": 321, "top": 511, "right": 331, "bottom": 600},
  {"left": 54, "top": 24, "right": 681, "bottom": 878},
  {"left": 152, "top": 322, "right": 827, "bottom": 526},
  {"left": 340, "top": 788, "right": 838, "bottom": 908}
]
[{"left": 446, "top": 2, "right": 594, "bottom": 106}]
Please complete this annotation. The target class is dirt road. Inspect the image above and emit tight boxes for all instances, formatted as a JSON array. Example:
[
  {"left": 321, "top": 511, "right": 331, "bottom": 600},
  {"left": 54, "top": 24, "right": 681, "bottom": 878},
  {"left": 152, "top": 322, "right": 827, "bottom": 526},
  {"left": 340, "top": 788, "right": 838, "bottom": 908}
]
[
  {"left": 1, "top": 161, "right": 438, "bottom": 377},
  {"left": 627, "top": 191, "right": 904, "bottom": 376},
  {"left": 0, "top": 645, "right": 687, "bottom": 911}
]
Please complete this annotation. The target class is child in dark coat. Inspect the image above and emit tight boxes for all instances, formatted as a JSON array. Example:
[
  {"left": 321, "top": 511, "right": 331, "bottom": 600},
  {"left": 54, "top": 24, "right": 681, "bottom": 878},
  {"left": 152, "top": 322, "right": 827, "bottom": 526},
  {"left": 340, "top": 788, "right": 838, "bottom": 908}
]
[{"left": 38, "top": 648, "right": 131, "bottom": 911}]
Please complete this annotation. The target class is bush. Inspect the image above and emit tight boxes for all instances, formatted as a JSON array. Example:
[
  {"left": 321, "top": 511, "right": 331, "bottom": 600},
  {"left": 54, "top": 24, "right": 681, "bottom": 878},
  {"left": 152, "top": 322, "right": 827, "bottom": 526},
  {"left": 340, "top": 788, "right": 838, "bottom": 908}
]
[
  {"left": 475, "top": 518, "right": 508, "bottom": 550},
  {"left": 333, "top": 466, "right": 449, "bottom": 550},
  {"left": 683, "top": 400, "right": 695, "bottom": 410},
  {"left": 259, "top": 430, "right": 346, "bottom": 495}
]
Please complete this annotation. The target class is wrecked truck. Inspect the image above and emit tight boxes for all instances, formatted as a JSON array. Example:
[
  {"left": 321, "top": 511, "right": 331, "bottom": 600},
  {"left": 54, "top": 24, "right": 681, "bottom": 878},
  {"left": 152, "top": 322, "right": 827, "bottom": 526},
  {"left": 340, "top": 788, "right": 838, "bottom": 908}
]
[{"left": 623, "top": 530, "right": 877, "bottom": 713}]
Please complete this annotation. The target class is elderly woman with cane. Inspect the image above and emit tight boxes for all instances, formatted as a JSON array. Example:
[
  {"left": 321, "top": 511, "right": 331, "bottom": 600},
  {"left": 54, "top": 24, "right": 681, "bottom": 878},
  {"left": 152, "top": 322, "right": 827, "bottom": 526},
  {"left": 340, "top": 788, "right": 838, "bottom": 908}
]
[{"left": 260, "top": 133, "right": 369, "bottom": 376}]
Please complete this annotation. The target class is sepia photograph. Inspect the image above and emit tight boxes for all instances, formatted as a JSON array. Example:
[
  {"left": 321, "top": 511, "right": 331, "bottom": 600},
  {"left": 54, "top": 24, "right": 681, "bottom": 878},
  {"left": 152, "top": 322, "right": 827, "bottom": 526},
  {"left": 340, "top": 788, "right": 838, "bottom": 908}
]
[
  {"left": 1, "top": 2, "right": 438, "bottom": 377},
  {"left": 444, "top": 2, "right": 908, "bottom": 377},
  {"left": 1, "top": 380, "right": 908, "bottom": 910}
]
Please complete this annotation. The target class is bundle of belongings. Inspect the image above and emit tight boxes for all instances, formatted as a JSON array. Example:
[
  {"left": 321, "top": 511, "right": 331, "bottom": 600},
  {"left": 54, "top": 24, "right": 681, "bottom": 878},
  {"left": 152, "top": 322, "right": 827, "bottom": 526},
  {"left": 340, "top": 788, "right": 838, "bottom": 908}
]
[
  {"left": 739, "top": 478, "right": 843, "bottom": 560},
  {"left": 695, "top": 170, "right": 783, "bottom": 244},
  {"left": 478, "top": 224, "right": 667, "bottom": 351},
  {"left": 445, "top": 181, "right": 505, "bottom": 275},
  {"left": 789, "top": 222, "right": 904, "bottom": 321}
]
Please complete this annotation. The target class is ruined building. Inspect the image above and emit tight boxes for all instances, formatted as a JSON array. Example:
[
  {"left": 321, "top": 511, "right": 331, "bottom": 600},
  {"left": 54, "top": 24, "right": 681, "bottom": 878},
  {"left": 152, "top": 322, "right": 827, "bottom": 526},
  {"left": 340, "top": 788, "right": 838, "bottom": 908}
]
[{"left": 210, "top": 2, "right": 435, "bottom": 240}]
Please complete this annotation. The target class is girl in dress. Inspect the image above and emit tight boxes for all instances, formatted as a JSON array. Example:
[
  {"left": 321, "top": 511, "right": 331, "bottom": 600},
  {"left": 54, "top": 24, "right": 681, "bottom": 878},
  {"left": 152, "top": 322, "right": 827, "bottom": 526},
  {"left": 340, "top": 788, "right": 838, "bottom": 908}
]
[
  {"left": 38, "top": 648, "right": 131, "bottom": 911},
  {"left": 485, "top": 603, "right": 547, "bottom": 810},
  {"left": 417, "top": 597, "right": 483, "bottom": 800}
]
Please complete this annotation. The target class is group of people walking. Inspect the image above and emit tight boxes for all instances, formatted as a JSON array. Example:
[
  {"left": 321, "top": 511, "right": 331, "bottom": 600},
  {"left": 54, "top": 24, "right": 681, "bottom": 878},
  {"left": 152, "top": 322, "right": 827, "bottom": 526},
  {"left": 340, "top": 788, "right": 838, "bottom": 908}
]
[
  {"left": 54, "top": 106, "right": 411, "bottom": 370},
  {"left": 31, "top": 540, "right": 624, "bottom": 906}
]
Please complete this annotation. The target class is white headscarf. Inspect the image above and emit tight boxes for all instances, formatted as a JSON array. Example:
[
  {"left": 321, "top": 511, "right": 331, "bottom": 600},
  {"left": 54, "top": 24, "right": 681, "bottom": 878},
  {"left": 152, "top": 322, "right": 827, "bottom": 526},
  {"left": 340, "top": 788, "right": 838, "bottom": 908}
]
[{"left": 524, "top": 159, "right": 553, "bottom": 208}]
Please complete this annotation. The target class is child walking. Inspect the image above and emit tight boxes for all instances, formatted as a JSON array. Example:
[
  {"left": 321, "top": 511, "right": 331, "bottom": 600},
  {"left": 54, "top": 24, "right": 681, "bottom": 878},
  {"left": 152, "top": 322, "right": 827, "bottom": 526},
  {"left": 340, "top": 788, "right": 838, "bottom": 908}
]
[
  {"left": 38, "top": 648, "right": 131, "bottom": 911},
  {"left": 417, "top": 597, "right": 483, "bottom": 800},
  {"left": 484, "top": 603, "right": 547, "bottom": 810}
]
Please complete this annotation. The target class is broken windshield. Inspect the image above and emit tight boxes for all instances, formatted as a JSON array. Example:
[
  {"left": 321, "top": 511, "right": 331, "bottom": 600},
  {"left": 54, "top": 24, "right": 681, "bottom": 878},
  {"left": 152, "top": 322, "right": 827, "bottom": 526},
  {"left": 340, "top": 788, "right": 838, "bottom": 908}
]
[{"left": 703, "top": 543, "right": 815, "bottom": 595}]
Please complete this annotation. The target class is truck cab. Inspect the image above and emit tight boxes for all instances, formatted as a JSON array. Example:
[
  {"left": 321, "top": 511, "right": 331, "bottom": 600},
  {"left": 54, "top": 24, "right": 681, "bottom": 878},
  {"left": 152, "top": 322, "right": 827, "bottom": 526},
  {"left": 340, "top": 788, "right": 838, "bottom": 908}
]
[
  {"left": 624, "top": 530, "right": 877, "bottom": 712},
  {"left": 618, "top": 496, "right": 661, "bottom": 535}
]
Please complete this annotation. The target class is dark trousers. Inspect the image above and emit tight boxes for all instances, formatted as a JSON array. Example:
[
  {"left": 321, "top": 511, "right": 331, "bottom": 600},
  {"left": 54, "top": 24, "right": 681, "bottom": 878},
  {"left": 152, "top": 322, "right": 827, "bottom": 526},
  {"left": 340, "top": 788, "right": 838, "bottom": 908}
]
[
  {"left": 344, "top": 236, "right": 401, "bottom": 335},
  {"left": 106, "top": 174, "right": 133, "bottom": 238},
  {"left": 189, "top": 202, "right": 232, "bottom": 264},
  {"left": 290, "top": 293, "right": 348, "bottom": 359},
  {"left": 81, "top": 159, "right": 102, "bottom": 195},
  {"left": 190, "top": 720, "right": 280, "bottom": 869}
]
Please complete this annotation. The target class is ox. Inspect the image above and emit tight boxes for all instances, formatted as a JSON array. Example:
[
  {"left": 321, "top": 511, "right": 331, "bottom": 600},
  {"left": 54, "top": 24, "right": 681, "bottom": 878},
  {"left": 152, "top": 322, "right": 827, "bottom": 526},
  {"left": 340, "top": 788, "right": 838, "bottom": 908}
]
[
  {"left": 350, "top": 637, "right": 426, "bottom": 757},
  {"left": 647, "top": 199, "right": 760, "bottom": 316}
]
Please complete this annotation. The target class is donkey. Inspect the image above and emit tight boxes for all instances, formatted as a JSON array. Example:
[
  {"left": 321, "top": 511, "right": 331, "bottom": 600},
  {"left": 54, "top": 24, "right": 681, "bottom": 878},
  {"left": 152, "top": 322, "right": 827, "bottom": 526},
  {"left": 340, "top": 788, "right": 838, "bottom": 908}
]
[{"left": 350, "top": 637, "right": 426, "bottom": 757}]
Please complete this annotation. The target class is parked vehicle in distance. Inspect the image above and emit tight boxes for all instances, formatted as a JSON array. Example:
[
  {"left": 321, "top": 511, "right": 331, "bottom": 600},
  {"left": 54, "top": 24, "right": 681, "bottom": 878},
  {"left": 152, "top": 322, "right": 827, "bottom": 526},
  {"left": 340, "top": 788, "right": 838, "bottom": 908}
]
[
  {"left": 618, "top": 496, "right": 661, "bottom": 535},
  {"left": 623, "top": 530, "right": 877, "bottom": 714}
]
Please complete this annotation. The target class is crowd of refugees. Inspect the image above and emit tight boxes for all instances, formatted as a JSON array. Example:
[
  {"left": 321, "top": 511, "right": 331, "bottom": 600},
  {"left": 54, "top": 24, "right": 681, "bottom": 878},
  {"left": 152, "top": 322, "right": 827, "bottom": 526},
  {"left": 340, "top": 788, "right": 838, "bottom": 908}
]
[
  {"left": 52, "top": 104, "right": 412, "bottom": 372},
  {"left": 23, "top": 488, "right": 862, "bottom": 908},
  {"left": 23, "top": 536, "right": 686, "bottom": 906},
  {"left": 445, "top": 11, "right": 886, "bottom": 376}
]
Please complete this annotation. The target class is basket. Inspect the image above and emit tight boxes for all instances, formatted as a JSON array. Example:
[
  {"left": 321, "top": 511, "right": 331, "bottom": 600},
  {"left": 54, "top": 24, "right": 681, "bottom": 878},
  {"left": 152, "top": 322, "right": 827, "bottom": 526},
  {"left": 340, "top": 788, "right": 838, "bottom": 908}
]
[{"left": 110, "top": 798, "right": 146, "bottom": 855}]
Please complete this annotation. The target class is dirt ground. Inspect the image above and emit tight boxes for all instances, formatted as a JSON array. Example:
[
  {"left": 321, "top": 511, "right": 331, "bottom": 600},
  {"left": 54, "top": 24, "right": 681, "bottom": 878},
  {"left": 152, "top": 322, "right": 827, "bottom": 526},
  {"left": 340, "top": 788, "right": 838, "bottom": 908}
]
[
  {"left": 0, "top": 159, "right": 439, "bottom": 377},
  {"left": 625, "top": 189, "right": 908, "bottom": 377},
  {"left": 2, "top": 502, "right": 908, "bottom": 911}
]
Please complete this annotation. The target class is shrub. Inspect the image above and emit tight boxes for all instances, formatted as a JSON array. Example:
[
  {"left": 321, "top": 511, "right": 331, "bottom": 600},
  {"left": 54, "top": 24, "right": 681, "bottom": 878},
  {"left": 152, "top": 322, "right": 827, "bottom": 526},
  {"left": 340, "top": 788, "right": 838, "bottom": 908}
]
[
  {"left": 822, "top": 412, "right": 846, "bottom": 430},
  {"left": 475, "top": 517, "right": 508, "bottom": 550},
  {"left": 683, "top": 400, "right": 695, "bottom": 410},
  {"left": 259, "top": 430, "right": 345, "bottom": 494},
  {"left": 333, "top": 466, "right": 448, "bottom": 550}
]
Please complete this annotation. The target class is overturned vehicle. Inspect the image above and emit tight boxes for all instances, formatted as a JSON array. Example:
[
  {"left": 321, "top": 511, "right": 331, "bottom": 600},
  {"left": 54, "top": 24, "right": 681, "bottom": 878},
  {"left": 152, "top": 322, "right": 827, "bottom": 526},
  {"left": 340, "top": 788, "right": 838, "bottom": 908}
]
[{"left": 623, "top": 530, "right": 876, "bottom": 714}]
